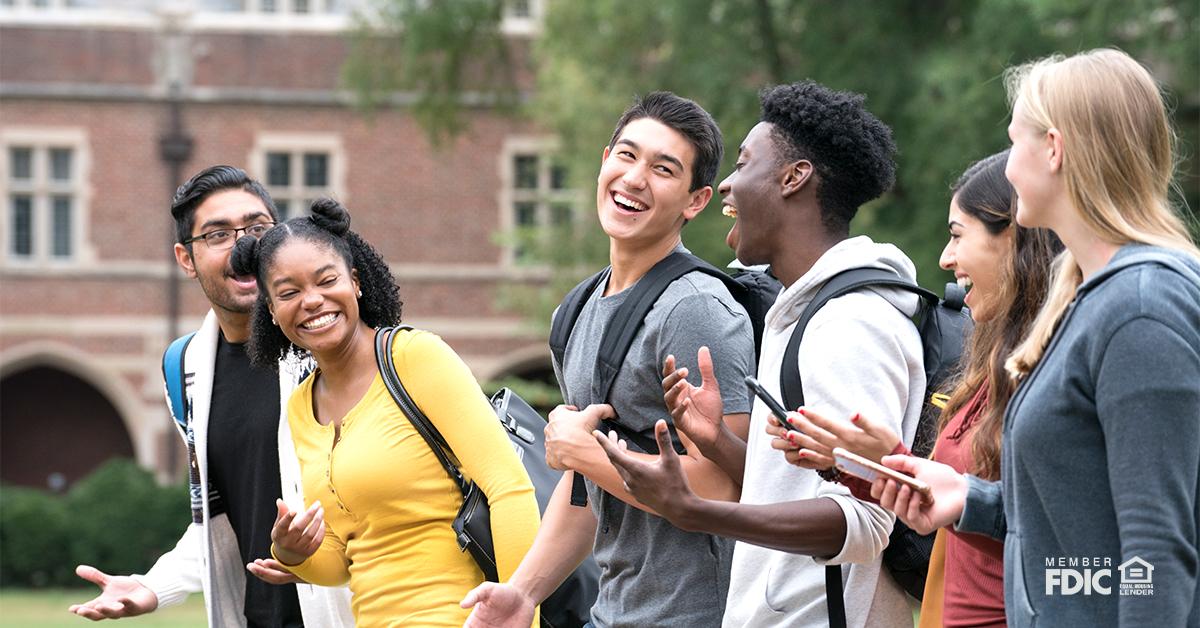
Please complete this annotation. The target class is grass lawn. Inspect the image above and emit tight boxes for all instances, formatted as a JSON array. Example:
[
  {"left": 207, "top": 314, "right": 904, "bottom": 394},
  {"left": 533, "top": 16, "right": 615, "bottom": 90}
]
[{"left": 0, "top": 589, "right": 205, "bottom": 627}]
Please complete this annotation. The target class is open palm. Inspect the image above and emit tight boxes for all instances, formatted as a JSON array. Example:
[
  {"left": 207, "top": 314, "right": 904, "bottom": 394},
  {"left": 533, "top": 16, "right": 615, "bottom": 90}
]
[{"left": 662, "top": 346, "right": 725, "bottom": 450}]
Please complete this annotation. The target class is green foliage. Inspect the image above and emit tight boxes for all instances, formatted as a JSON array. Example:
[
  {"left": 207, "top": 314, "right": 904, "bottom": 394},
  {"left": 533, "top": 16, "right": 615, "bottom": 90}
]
[
  {"left": 0, "top": 486, "right": 72, "bottom": 587},
  {"left": 351, "top": 0, "right": 1199, "bottom": 305},
  {"left": 344, "top": 0, "right": 524, "bottom": 144},
  {"left": 0, "top": 459, "right": 189, "bottom": 588}
]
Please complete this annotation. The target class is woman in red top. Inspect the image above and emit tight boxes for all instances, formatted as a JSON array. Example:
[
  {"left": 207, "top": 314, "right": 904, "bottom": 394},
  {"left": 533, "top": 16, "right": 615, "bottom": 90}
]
[{"left": 772, "top": 150, "right": 1061, "bottom": 627}]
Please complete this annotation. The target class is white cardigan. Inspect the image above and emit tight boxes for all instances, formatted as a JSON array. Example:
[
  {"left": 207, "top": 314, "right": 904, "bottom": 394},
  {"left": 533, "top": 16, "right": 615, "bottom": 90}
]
[{"left": 134, "top": 311, "right": 354, "bottom": 627}]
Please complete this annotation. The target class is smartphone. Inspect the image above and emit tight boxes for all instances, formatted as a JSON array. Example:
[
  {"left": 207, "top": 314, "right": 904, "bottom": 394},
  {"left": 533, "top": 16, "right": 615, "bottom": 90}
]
[
  {"left": 744, "top": 376, "right": 790, "bottom": 423},
  {"left": 832, "top": 447, "right": 932, "bottom": 502}
]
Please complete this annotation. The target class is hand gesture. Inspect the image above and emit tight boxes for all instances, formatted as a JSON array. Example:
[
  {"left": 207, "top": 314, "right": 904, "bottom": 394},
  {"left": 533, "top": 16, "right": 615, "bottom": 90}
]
[
  {"left": 270, "top": 499, "right": 325, "bottom": 567},
  {"left": 460, "top": 582, "right": 537, "bottom": 628},
  {"left": 247, "top": 558, "right": 305, "bottom": 585},
  {"left": 68, "top": 565, "right": 159, "bottom": 620},
  {"left": 593, "top": 419, "right": 697, "bottom": 524},
  {"left": 662, "top": 347, "right": 725, "bottom": 452},
  {"left": 770, "top": 408, "right": 901, "bottom": 470},
  {"left": 871, "top": 455, "right": 965, "bottom": 535},
  {"left": 544, "top": 403, "right": 615, "bottom": 471}
]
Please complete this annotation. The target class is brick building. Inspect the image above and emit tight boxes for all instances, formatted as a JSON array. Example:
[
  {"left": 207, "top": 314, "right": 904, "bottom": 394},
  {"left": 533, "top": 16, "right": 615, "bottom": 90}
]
[{"left": 0, "top": 0, "right": 569, "bottom": 489}]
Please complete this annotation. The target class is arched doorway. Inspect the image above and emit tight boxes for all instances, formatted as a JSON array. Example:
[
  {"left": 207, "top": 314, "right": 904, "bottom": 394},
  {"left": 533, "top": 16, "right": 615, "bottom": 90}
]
[{"left": 0, "top": 365, "right": 134, "bottom": 491}]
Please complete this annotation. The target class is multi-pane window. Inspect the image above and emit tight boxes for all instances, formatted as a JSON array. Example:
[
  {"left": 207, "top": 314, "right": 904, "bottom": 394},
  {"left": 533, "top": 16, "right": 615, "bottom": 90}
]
[
  {"left": 259, "top": 148, "right": 336, "bottom": 220},
  {"left": 197, "top": 0, "right": 351, "bottom": 14},
  {"left": 504, "top": 145, "right": 578, "bottom": 263},
  {"left": 3, "top": 142, "right": 83, "bottom": 263}
]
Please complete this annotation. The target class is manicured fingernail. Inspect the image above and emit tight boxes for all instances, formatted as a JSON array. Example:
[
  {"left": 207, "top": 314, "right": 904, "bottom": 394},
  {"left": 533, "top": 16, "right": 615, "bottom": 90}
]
[
  {"left": 788, "top": 434, "right": 797, "bottom": 445},
  {"left": 797, "top": 450, "right": 806, "bottom": 458},
  {"left": 851, "top": 413, "right": 861, "bottom": 422},
  {"left": 798, "top": 407, "right": 809, "bottom": 416}
]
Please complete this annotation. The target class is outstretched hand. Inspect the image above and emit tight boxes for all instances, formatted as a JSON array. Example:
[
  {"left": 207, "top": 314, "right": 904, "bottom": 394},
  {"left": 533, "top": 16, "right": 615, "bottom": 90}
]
[
  {"left": 460, "top": 582, "right": 537, "bottom": 628},
  {"left": 769, "top": 408, "right": 902, "bottom": 470},
  {"left": 68, "top": 565, "right": 159, "bottom": 620},
  {"left": 662, "top": 347, "right": 725, "bottom": 452},
  {"left": 871, "top": 455, "right": 965, "bottom": 535},
  {"left": 246, "top": 558, "right": 305, "bottom": 585},
  {"left": 593, "top": 419, "right": 698, "bottom": 525},
  {"left": 269, "top": 499, "right": 325, "bottom": 567}
]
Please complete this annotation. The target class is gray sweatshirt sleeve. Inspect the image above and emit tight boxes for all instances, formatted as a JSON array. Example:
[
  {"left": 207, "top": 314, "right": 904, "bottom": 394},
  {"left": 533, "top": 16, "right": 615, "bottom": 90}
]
[
  {"left": 1097, "top": 316, "right": 1200, "bottom": 626},
  {"left": 956, "top": 475, "right": 1006, "bottom": 541}
]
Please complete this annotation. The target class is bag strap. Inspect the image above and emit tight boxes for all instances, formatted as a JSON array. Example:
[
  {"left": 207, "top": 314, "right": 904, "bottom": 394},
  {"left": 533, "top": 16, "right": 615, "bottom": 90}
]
[
  {"left": 549, "top": 268, "right": 610, "bottom": 371},
  {"left": 826, "top": 565, "right": 847, "bottom": 628},
  {"left": 776, "top": 268, "right": 933, "bottom": 628},
  {"left": 373, "top": 326, "right": 470, "bottom": 497},
  {"left": 779, "top": 267, "right": 936, "bottom": 411},
  {"left": 162, "top": 331, "right": 196, "bottom": 430},
  {"left": 563, "top": 251, "right": 739, "bottom": 506}
]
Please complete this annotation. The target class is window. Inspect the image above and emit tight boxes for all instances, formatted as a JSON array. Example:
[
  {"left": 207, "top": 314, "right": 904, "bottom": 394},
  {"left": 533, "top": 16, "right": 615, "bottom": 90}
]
[
  {"left": 1, "top": 130, "right": 89, "bottom": 265},
  {"left": 251, "top": 134, "right": 344, "bottom": 220},
  {"left": 501, "top": 0, "right": 543, "bottom": 35},
  {"left": 197, "top": 0, "right": 352, "bottom": 14},
  {"left": 500, "top": 138, "right": 580, "bottom": 264}
]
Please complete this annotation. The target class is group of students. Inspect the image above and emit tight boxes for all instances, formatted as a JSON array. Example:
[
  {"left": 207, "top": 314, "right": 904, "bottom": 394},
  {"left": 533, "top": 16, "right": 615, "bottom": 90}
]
[{"left": 69, "top": 46, "right": 1198, "bottom": 628}]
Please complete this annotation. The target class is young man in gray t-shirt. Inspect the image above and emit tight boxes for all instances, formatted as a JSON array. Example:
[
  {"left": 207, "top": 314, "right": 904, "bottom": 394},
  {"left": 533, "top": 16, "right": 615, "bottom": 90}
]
[{"left": 461, "top": 93, "right": 755, "bottom": 627}]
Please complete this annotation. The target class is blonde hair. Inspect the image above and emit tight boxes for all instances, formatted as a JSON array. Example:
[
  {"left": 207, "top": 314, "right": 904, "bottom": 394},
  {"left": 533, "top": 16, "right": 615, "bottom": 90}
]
[{"left": 1004, "top": 49, "right": 1200, "bottom": 379}]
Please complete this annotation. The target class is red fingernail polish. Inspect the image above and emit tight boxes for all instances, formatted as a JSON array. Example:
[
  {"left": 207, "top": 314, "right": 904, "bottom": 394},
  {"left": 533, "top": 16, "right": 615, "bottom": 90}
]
[
  {"left": 851, "top": 413, "right": 861, "bottom": 422},
  {"left": 798, "top": 450, "right": 806, "bottom": 458}
]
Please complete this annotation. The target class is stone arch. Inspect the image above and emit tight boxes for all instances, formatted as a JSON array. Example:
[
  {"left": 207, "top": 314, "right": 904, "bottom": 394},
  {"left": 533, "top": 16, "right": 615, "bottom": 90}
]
[{"left": 0, "top": 342, "right": 146, "bottom": 490}]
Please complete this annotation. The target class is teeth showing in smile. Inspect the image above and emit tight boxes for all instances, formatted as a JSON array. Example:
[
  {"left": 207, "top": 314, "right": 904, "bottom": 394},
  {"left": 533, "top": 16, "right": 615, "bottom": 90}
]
[
  {"left": 956, "top": 277, "right": 974, "bottom": 291},
  {"left": 301, "top": 313, "right": 338, "bottom": 330},
  {"left": 614, "top": 192, "right": 648, "bottom": 212},
  {"left": 722, "top": 205, "right": 738, "bottom": 218}
]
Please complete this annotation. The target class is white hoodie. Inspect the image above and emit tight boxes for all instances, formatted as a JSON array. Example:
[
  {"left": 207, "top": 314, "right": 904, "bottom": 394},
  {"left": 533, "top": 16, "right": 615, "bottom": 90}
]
[{"left": 723, "top": 236, "right": 924, "bottom": 628}]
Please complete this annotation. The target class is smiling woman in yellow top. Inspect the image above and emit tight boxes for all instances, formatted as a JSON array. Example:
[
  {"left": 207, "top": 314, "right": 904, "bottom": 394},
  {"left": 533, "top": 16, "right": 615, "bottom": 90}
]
[{"left": 230, "top": 198, "right": 539, "bottom": 627}]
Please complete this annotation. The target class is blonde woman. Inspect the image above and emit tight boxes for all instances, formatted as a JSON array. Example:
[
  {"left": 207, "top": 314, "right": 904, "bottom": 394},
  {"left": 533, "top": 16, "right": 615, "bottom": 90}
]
[{"left": 875, "top": 49, "right": 1200, "bottom": 627}]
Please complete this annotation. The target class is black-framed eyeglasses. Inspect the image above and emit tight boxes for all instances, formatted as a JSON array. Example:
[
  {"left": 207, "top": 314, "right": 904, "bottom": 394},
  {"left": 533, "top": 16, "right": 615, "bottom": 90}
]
[{"left": 183, "top": 222, "right": 276, "bottom": 249}]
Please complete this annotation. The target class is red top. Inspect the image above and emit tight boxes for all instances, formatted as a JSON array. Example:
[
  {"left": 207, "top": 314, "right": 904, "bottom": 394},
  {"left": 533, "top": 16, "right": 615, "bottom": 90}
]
[{"left": 837, "top": 387, "right": 1005, "bottom": 627}]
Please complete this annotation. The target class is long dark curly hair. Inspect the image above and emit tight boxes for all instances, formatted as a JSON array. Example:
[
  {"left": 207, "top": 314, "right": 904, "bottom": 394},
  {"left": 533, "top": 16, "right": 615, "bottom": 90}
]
[
  {"left": 230, "top": 198, "right": 403, "bottom": 369},
  {"left": 938, "top": 151, "right": 1062, "bottom": 480}
]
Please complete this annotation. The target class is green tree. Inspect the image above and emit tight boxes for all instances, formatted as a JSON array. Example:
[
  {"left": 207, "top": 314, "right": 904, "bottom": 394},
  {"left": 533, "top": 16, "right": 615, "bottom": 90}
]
[{"left": 349, "top": 0, "right": 1198, "bottom": 305}]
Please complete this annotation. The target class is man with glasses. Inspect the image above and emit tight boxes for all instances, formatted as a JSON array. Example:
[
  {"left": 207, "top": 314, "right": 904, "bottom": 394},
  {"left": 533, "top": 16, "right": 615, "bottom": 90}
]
[{"left": 69, "top": 165, "right": 353, "bottom": 627}]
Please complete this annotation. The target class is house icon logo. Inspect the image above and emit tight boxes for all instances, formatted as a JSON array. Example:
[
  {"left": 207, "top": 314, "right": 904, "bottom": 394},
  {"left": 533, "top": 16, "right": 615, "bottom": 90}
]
[{"left": 1118, "top": 556, "right": 1155, "bottom": 596}]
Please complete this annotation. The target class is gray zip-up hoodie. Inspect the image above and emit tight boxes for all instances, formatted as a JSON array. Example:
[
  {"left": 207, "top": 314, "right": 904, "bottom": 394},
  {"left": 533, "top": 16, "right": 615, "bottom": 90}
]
[{"left": 958, "top": 245, "right": 1200, "bottom": 627}]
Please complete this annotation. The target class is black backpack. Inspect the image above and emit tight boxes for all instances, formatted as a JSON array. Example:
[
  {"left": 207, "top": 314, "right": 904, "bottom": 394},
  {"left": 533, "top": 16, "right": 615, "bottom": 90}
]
[
  {"left": 777, "top": 267, "right": 972, "bottom": 626},
  {"left": 548, "top": 251, "right": 779, "bottom": 505}
]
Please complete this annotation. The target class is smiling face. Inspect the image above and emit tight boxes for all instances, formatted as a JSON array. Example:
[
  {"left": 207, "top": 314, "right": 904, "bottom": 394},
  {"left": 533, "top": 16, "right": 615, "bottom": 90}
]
[
  {"left": 174, "top": 189, "right": 274, "bottom": 317},
  {"left": 595, "top": 117, "right": 711, "bottom": 248},
  {"left": 1005, "top": 99, "right": 1063, "bottom": 230},
  {"left": 717, "top": 122, "right": 790, "bottom": 267},
  {"left": 264, "top": 238, "right": 362, "bottom": 358},
  {"left": 939, "top": 196, "right": 1012, "bottom": 322}
]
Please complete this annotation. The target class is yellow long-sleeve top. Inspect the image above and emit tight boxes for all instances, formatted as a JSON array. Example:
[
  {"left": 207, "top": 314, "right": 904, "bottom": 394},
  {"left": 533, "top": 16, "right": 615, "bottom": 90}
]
[{"left": 280, "top": 329, "right": 540, "bottom": 626}]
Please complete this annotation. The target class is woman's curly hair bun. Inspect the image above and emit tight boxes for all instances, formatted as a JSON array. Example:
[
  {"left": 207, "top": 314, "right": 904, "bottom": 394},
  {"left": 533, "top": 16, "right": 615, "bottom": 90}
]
[
  {"left": 230, "top": 235, "right": 260, "bottom": 277},
  {"left": 308, "top": 198, "right": 351, "bottom": 236}
]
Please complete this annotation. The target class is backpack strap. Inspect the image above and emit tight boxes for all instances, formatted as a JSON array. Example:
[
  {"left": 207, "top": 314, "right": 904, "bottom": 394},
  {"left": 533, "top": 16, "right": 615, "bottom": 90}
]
[
  {"left": 561, "top": 251, "right": 742, "bottom": 506},
  {"left": 549, "top": 268, "right": 610, "bottom": 371},
  {"left": 776, "top": 268, "right": 935, "bottom": 628},
  {"left": 162, "top": 332, "right": 196, "bottom": 430},
  {"left": 779, "top": 267, "right": 935, "bottom": 411}
]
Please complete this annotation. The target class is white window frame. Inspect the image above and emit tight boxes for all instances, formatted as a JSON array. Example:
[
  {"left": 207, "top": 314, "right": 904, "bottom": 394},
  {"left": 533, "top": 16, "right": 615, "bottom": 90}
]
[
  {"left": 497, "top": 136, "right": 581, "bottom": 266},
  {"left": 500, "top": 0, "right": 543, "bottom": 36},
  {"left": 0, "top": 128, "right": 93, "bottom": 268},
  {"left": 249, "top": 133, "right": 345, "bottom": 220}
]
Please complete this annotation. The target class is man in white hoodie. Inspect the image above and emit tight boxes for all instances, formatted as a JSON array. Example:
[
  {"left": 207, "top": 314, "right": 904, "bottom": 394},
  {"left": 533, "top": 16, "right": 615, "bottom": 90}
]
[
  {"left": 596, "top": 82, "right": 924, "bottom": 628},
  {"left": 68, "top": 166, "right": 353, "bottom": 627}
]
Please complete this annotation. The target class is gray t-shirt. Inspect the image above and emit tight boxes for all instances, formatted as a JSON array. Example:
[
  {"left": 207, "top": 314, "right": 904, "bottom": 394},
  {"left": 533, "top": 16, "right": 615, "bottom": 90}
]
[{"left": 552, "top": 265, "right": 756, "bottom": 628}]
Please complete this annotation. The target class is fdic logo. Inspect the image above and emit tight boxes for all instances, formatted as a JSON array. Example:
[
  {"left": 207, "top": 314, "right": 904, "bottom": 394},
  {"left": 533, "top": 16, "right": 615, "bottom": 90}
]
[{"left": 1045, "top": 556, "right": 1154, "bottom": 596}]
